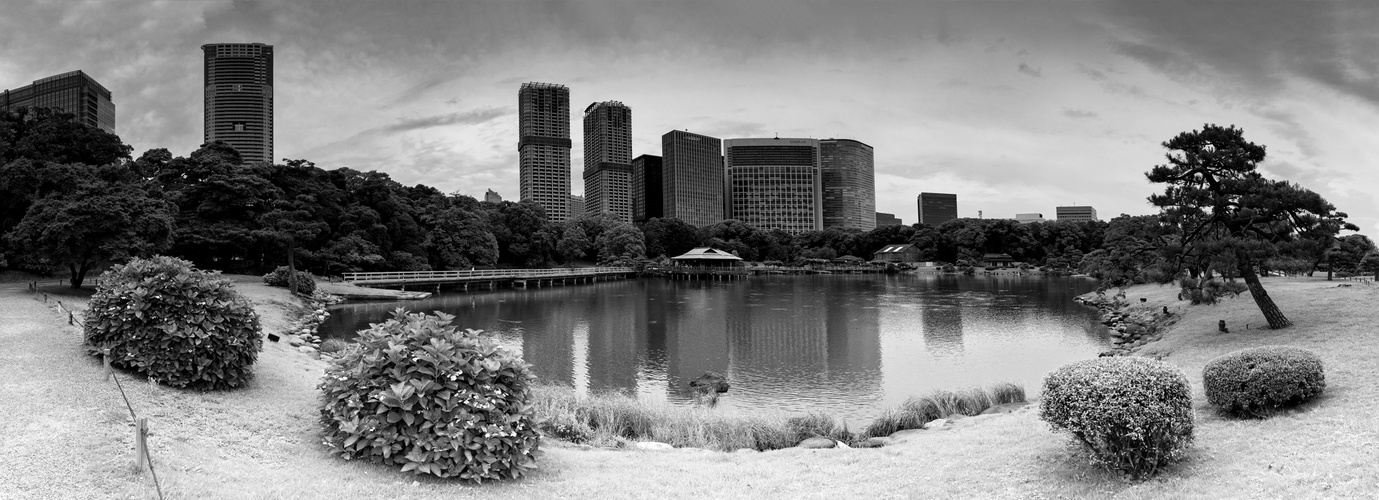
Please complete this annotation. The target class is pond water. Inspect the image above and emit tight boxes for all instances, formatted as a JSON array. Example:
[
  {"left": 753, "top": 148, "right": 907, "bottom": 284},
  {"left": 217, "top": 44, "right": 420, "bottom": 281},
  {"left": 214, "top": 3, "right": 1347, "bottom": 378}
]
[{"left": 319, "top": 274, "right": 1108, "bottom": 426}]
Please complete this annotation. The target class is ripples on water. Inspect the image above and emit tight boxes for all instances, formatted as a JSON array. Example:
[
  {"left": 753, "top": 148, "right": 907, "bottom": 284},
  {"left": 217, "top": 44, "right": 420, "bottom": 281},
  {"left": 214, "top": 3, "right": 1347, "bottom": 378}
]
[{"left": 320, "top": 274, "right": 1107, "bottom": 426}]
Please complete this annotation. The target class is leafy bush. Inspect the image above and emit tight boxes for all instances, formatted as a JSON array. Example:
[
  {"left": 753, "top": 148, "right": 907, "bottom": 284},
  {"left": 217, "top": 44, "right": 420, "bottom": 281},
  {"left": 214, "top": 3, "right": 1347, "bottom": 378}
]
[
  {"left": 84, "top": 256, "right": 262, "bottom": 389},
  {"left": 1041, "top": 357, "right": 1194, "bottom": 479},
  {"left": 262, "top": 266, "right": 316, "bottom": 294},
  {"left": 1203, "top": 346, "right": 1325, "bottom": 417},
  {"left": 318, "top": 310, "right": 540, "bottom": 481}
]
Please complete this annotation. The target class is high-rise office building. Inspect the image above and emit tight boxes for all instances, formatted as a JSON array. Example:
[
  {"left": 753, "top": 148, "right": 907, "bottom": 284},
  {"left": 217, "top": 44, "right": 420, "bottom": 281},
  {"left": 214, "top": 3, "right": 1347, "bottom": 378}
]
[
  {"left": 632, "top": 154, "right": 663, "bottom": 222},
  {"left": 518, "top": 82, "right": 572, "bottom": 222},
  {"left": 724, "top": 138, "right": 822, "bottom": 234},
  {"left": 917, "top": 192, "right": 958, "bottom": 226},
  {"left": 662, "top": 130, "right": 724, "bottom": 226},
  {"left": 819, "top": 138, "right": 875, "bottom": 230},
  {"left": 581, "top": 101, "right": 632, "bottom": 222},
  {"left": 484, "top": 189, "right": 503, "bottom": 203},
  {"left": 568, "top": 194, "right": 586, "bottom": 219},
  {"left": 1, "top": 70, "right": 115, "bottom": 133},
  {"left": 1055, "top": 206, "right": 1098, "bottom": 221},
  {"left": 203, "top": 43, "right": 274, "bottom": 164},
  {"left": 875, "top": 212, "right": 901, "bottom": 226}
]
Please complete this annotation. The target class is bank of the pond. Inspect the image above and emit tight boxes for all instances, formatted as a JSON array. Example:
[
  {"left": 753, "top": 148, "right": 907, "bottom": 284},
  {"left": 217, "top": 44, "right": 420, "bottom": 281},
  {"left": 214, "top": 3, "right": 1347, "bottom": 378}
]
[{"left": 3, "top": 275, "right": 1374, "bottom": 498}]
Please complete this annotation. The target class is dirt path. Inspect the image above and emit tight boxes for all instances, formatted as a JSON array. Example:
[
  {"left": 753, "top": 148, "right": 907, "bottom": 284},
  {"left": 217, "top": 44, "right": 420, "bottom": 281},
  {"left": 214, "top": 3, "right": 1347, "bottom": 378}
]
[{"left": 0, "top": 286, "right": 155, "bottom": 499}]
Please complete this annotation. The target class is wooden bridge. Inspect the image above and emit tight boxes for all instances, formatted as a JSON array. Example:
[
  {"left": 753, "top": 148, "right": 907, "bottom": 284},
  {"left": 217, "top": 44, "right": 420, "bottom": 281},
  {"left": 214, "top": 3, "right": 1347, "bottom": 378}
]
[{"left": 342, "top": 267, "right": 635, "bottom": 292}]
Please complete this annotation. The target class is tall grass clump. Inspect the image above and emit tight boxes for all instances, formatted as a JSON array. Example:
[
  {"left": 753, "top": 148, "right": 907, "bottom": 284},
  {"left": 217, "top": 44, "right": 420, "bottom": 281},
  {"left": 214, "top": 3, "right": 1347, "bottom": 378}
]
[
  {"left": 531, "top": 385, "right": 804, "bottom": 451},
  {"left": 1041, "top": 357, "right": 1194, "bottom": 479},
  {"left": 862, "top": 382, "right": 1027, "bottom": 438}
]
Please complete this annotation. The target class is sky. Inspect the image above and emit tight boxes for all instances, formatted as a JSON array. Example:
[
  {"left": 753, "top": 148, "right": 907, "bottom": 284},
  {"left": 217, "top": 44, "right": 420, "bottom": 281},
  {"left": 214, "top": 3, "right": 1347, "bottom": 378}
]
[{"left": 3, "top": 1, "right": 1378, "bottom": 235}]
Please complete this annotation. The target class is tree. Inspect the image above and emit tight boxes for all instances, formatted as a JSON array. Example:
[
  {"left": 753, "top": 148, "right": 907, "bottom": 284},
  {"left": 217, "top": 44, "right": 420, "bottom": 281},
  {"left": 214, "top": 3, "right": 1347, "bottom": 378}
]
[
  {"left": 5, "top": 164, "right": 174, "bottom": 288},
  {"left": 423, "top": 207, "right": 498, "bottom": 269},
  {"left": 639, "top": 217, "right": 701, "bottom": 259},
  {"left": 257, "top": 198, "right": 329, "bottom": 294},
  {"left": 556, "top": 223, "right": 592, "bottom": 266},
  {"left": 1146, "top": 124, "right": 1357, "bottom": 329},
  {"left": 596, "top": 222, "right": 646, "bottom": 265}
]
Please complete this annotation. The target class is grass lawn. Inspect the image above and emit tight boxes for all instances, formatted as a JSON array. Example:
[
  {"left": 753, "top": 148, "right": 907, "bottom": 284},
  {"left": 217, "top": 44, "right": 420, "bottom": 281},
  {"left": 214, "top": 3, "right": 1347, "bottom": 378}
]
[{"left": 4, "top": 275, "right": 1376, "bottom": 499}]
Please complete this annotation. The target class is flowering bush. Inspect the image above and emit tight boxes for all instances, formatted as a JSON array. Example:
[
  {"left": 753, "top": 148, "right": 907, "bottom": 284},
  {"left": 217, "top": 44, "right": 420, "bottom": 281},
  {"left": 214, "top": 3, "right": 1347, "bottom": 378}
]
[
  {"left": 318, "top": 309, "right": 540, "bottom": 481},
  {"left": 84, "top": 256, "right": 262, "bottom": 389},
  {"left": 1041, "top": 357, "right": 1194, "bottom": 479},
  {"left": 1204, "top": 346, "right": 1325, "bottom": 417}
]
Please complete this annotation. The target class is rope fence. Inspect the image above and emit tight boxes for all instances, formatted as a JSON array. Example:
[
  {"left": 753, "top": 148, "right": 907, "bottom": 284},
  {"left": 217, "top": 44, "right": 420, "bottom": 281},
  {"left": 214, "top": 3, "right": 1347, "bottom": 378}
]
[{"left": 31, "top": 284, "right": 165, "bottom": 500}]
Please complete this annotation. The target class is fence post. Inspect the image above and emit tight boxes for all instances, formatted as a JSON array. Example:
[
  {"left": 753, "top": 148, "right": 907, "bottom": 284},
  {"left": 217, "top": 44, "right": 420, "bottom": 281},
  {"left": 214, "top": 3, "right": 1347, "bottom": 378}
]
[
  {"left": 134, "top": 417, "right": 149, "bottom": 473},
  {"left": 103, "top": 348, "right": 112, "bottom": 381}
]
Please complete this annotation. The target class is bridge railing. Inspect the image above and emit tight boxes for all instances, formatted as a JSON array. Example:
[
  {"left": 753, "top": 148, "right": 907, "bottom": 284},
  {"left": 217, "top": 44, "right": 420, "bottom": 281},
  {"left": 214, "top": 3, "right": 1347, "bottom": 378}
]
[{"left": 343, "top": 267, "right": 633, "bottom": 283}]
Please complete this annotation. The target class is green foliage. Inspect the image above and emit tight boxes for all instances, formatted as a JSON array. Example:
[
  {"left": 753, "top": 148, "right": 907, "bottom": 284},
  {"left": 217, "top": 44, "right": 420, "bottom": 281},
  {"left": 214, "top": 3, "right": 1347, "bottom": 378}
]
[
  {"left": 318, "top": 338, "right": 350, "bottom": 354},
  {"left": 263, "top": 266, "right": 317, "bottom": 294},
  {"left": 862, "top": 383, "right": 1026, "bottom": 438},
  {"left": 1041, "top": 357, "right": 1194, "bottom": 479},
  {"left": 785, "top": 413, "right": 852, "bottom": 443},
  {"left": 596, "top": 221, "right": 646, "bottom": 265},
  {"left": 1203, "top": 346, "right": 1325, "bottom": 417},
  {"left": 318, "top": 310, "right": 540, "bottom": 481},
  {"left": 83, "top": 256, "right": 262, "bottom": 389},
  {"left": 1177, "top": 277, "right": 1247, "bottom": 305}
]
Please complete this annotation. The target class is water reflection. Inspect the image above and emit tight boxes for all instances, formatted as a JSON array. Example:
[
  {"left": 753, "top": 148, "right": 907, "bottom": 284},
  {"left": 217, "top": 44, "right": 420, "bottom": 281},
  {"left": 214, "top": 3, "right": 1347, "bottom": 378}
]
[{"left": 320, "top": 274, "right": 1106, "bottom": 425}]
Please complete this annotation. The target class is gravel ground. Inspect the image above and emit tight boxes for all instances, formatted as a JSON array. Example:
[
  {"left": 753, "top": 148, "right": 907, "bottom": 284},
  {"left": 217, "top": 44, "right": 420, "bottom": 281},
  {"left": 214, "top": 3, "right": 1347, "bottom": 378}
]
[{"left": 0, "top": 284, "right": 157, "bottom": 499}]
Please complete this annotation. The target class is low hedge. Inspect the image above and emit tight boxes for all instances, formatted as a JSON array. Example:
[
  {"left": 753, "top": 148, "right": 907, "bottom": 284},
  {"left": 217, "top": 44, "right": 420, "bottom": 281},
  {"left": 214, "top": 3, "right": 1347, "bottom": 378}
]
[
  {"left": 263, "top": 266, "right": 316, "bottom": 294},
  {"left": 1041, "top": 357, "right": 1194, "bottom": 479},
  {"left": 1203, "top": 346, "right": 1325, "bottom": 417}
]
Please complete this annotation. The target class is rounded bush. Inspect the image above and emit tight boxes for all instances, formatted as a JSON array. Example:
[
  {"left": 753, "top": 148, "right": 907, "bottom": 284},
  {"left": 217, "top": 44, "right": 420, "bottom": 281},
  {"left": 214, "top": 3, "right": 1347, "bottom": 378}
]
[
  {"left": 262, "top": 266, "right": 316, "bottom": 294},
  {"left": 1040, "top": 357, "right": 1194, "bottom": 478},
  {"left": 1203, "top": 346, "right": 1325, "bottom": 417},
  {"left": 318, "top": 310, "right": 540, "bottom": 481},
  {"left": 84, "top": 256, "right": 262, "bottom": 389}
]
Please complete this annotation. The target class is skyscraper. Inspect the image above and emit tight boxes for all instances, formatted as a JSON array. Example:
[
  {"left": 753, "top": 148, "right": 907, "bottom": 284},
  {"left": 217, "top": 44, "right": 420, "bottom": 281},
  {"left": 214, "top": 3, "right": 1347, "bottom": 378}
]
[
  {"left": 724, "top": 138, "right": 822, "bottom": 233},
  {"left": 1, "top": 70, "right": 115, "bottom": 133},
  {"left": 484, "top": 189, "right": 503, "bottom": 203},
  {"left": 819, "top": 138, "right": 875, "bottom": 230},
  {"left": 581, "top": 101, "right": 632, "bottom": 222},
  {"left": 568, "top": 194, "right": 586, "bottom": 219},
  {"left": 662, "top": 130, "right": 724, "bottom": 226},
  {"left": 518, "top": 82, "right": 572, "bottom": 222},
  {"left": 1055, "top": 206, "right": 1098, "bottom": 221},
  {"left": 917, "top": 192, "right": 958, "bottom": 226},
  {"left": 202, "top": 43, "right": 274, "bottom": 164},
  {"left": 632, "top": 154, "right": 663, "bottom": 222}
]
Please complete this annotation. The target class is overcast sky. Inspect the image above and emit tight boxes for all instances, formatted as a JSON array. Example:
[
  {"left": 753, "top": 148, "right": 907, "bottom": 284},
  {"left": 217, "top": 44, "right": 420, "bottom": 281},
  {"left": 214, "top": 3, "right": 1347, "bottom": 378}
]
[{"left": 4, "top": 1, "right": 1378, "bottom": 234}]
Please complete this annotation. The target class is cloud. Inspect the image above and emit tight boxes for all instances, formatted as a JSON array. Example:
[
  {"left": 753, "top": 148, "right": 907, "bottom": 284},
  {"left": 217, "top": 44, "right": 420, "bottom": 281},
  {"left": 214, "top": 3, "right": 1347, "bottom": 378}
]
[
  {"left": 1063, "top": 108, "right": 1098, "bottom": 119},
  {"left": 380, "top": 107, "right": 510, "bottom": 134},
  {"left": 1017, "top": 63, "right": 1042, "bottom": 77}
]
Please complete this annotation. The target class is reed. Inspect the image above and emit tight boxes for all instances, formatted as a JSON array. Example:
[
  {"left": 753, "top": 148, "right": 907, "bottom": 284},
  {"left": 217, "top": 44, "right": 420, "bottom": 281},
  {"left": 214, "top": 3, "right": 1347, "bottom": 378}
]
[{"left": 862, "top": 382, "right": 1027, "bottom": 438}]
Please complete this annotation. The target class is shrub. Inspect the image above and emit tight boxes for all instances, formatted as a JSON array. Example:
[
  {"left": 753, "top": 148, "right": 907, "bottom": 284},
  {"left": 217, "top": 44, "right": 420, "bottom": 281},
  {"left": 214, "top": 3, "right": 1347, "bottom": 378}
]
[
  {"left": 1041, "top": 357, "right": 1194, "bottom": 479},
  {"left": 83, "top": 256, "right": 262, "bottom": 389},
  {"left": 1203, "top": 346, "right": 1325, "bottom": 417},
  {"left": 318, "top": 338, "right": 350, "bottom": 354},
  {"left": 262, "top": 266, "right": 316, "bottom": 294},
  {"left": 318, "top": 310, "right": 539, "bottom": 481}
]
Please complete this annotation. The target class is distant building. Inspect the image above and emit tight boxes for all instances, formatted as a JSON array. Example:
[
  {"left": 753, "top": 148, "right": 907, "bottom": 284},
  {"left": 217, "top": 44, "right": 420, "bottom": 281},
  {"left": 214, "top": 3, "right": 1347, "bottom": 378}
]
[
  {"left": 983, "top": 253, "right": 1016, "bottom": 268},
  {"left": 1015, "top": 213, "right": 1044, "bottom": 224},
  {"left": 203, "top": 43, "right": 274, "bottom": 163},
  {"left": 917, "top": 192, "right": 958, "bottom": 226},
  {"left": 875, "top": 212, "right": 902, "bottom": 226},
  {"left": 568, "top": 194, "right": 586, "bottom": 219},
  {"left": 820, "top": 139, "right": 875, "bottom": 230},
  {"left": 662, "top": 130, "right": 724, "bottom": 226},
  {"left": 484, "top": 189, "right": 503, "bottom": 203},
  {"left": 724, "top": 138, "right": 822, "bottom": 234},
  {"left": 518, "top": 82, "right": 572, "bottom": 222},
  {"left": 1, "top": 70, "right": 115, "bottom": 133},
  {"left": 632, "top": 154, "right": 663, "bottom": 222},
  {"left": 582, "top": 101, "right": 632, "bottom": 222},
  {"left": 1055, "top": 206, "right": 1098, "bottom": 222},
  {"left": 873, "top": 244, "right": 922, "bottom": 263}
]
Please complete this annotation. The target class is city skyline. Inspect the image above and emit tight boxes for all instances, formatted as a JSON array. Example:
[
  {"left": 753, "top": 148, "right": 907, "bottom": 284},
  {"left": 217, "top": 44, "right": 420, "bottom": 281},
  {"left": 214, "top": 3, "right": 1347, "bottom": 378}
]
[{"left": 3, "top": 2, "right": 1377, "bottom": 234}]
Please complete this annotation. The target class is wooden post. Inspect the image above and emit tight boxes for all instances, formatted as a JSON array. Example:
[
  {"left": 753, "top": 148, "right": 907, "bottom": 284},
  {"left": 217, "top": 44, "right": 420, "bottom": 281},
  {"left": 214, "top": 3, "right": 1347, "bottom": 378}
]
[
  {"left": 103, "top": 348, "right": 113, "bottom": 381},
  {"left": 134, "top": 417, "right": 149, "bottom": 473}
]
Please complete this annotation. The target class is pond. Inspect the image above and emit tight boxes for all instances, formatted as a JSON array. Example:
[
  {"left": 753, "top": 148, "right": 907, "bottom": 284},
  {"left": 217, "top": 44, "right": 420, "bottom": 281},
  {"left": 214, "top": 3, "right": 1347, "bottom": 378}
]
[{"left": 319, "top": 273, "right": 1108, "bottom": 426}]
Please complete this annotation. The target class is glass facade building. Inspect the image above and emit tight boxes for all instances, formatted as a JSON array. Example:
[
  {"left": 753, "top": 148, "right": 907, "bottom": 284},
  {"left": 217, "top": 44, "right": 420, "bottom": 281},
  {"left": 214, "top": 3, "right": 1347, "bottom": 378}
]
[
  {"left": 632, "top": 154, "right": 663, "bottom": 222},
  {"left": 1055, "top": 206, "right": 1098, "bottom": 221},
  {"left": 203, "top": 43, "right": 274, "bottom": 164},
  {"left": 724, "top": 138, "right": 823, "bottom": 234},
  {"left": 917, "top": 192, "right": 958, "bottom": 226},
  {"left": 1, "top": 70, "right": 115, "bottom": 133},
  {"left": 819, "top": 138, "right": 875, "bottom": 230},
  {"left": 662, "top": 130, "right": 724, "bottom": 227},
  {"left": 519, "top": 82, "right": 572, "bottom": 222},
  {"left": 582, "top": 101, "right": 633, "bottom": 222}
]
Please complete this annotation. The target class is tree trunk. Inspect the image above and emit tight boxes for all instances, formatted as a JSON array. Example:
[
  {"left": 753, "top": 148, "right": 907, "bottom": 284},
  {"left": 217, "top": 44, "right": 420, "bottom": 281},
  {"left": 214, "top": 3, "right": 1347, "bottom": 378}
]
[
  {"left": 69, "top": 263, "right": 83, "bottom": 289},
  {"left": 1237, "top": 252, "right": 1292, "bottom": 329}
]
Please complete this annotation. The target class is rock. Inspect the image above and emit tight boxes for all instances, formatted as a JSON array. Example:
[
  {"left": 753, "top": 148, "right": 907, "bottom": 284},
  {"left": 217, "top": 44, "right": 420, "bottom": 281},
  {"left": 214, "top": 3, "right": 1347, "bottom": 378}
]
[
  {"left": 297, "top": 345, "right": 317, "bottom": 353},
  {"left": 835, "top": 441, "right": 851, "bottom": 449},
  {"left": 288, "top": 336, "right": 306, "bottom": 347},
  {"left": 856, "top": 437, "right": 890, "bottom": 448},
  {"left": 797, "top": 437, "right": 836, "bottom": 449},
  {"left": 689, "top": 372, "right": 730, "bottom": 394},
  {"left": 980, "top": 402, "right": 1030, "bottom": 415},
  {"left": 1125, "top": 324, "right": 1146, "bottom": 336},
  {"left": 923, "top": 418, "right": 949, "bottom": 430},
  {"left": 634, "top": 441, "right": 675, "bottom": 451}
]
